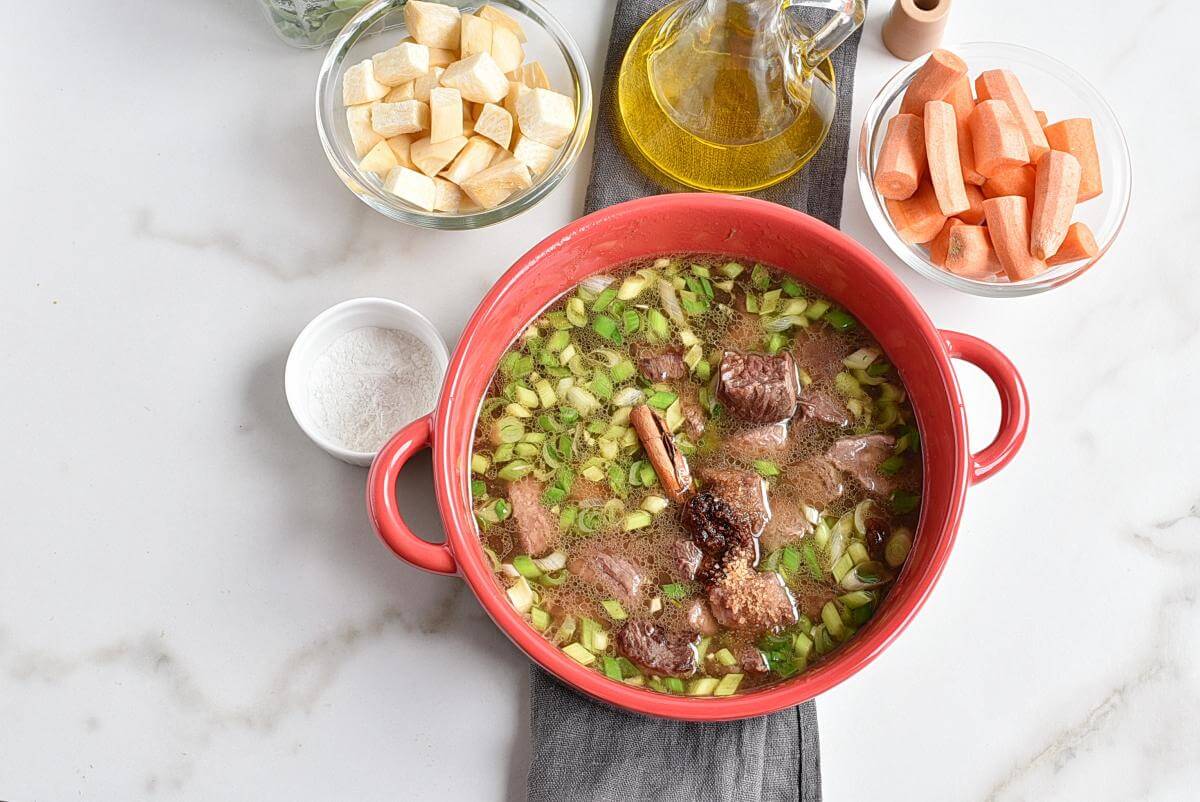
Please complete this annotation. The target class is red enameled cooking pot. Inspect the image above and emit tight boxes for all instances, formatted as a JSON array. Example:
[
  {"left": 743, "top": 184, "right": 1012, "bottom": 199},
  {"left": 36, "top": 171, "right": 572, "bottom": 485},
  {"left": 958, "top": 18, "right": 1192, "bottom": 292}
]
[{"left": 366, "top": 194, "right": 1028, "bottom": 721}]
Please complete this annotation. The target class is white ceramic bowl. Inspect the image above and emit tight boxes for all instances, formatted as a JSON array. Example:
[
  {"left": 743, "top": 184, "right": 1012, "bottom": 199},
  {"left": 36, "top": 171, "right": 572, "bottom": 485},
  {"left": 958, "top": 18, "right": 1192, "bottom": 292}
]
[{"left": 285, "top": 297, "right": 449, "bottom": 466}]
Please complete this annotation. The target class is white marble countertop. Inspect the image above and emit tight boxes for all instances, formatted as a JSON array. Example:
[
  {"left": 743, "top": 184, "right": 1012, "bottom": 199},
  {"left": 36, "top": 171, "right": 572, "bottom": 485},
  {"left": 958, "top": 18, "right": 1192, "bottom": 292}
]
[{"left": 1, "top": 1, "right": 1196, "bottom": 800}]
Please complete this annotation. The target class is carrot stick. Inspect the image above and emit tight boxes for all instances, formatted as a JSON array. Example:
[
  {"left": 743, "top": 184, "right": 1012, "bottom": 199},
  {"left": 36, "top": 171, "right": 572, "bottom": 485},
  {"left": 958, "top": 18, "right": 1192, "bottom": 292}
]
[
  {"left": 1030, "top": 150, "right": 1082, "bottom": 259},
  {"left": 974, "top": 70, "right": 1050, "bottom": 160},
  {"left": 1046, "top": 221, "right": 1099, "bottom": 265},
  {"left": 945, "top": 76, "right": 985, "bottom": 185},
  {"left": 969, "top": 100, "right": 1029, "bottom": 178},
  {"left": 1034, "top": 110, "right": 1048, "bottom": 127},
  {"left": 900, "top": 49, "right": 968, "bottom": 116},
  {"left": 959, "top": 183, "right": 986, "bottom": 224},
  {"left": 983, "top": 164, "right": 1036, "bottom": 202},
  {"left": 943, "top": 225, "right": 996, "bottom": 279},
  {"left": 874, "top": 113, "right": 926, "bottom": 200},
  {"left": 886, "top": 179, "right": 947, "bottom": 244},
  {"left": 923, "top": 100, "right": 970, "bottom": 215},
  {"left": 1043, "top": 118, "right": 1103, "bottom": 201},
  {"left": 982, "top": 195, "right": 1046, "bottom": 280},
  {"left": 929, "top": 217, "right": 963, "bottom": 266}
]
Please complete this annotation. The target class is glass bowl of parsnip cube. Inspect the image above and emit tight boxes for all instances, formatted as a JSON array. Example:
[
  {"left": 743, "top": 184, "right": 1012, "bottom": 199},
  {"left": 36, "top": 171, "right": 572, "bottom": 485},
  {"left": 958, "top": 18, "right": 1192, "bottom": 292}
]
[{"left": 316, "top": 0, "right": 591, "bottom": 229}]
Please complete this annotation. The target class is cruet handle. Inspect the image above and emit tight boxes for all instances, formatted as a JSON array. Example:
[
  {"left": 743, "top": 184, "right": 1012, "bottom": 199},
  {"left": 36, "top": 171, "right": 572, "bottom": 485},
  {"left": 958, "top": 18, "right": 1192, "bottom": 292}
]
[{"left": 785, "top": 0, "right": 867, "bottom": 71}]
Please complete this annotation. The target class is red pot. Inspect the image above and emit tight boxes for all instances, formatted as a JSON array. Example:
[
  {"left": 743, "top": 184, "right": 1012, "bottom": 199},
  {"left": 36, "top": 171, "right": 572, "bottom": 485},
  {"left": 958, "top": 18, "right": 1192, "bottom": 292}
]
[{"left": 367, "top": 194, "right": 1028, "bottom": 721}]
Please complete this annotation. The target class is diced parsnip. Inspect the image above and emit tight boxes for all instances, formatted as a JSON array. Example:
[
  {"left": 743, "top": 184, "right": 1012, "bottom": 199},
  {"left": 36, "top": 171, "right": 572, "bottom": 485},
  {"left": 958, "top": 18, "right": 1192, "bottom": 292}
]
[
  {"left": 429, "top": 87, "right": 464, "bottom": 144},
  {"left": 478, "top": 4, "right": 527, "bottom": 42},
  {"left": 432, "top": 177, "right": 464, "bottom": 212},
  {"left": 503, "top": 80, "right": 528, "bottom": 118},
  {"left": 490, "top": 25, "right": 524, "bottom": 74},
  {"left": 508, "top": 61, "right": 550, "bottom": 90},
  {"left": 383, "top": 82, "right": 415, "bottom": 103},
  {"left": 413, "top": 67, "right": 445, "bottom": 102},
  {"left": 488, "top": 146, "right": 512, "bottom": 167},
  {"left": 371, "top": 99, "right": 430, "bottom": 137},
  {"left": 410, "top": 135, "right": 469, "bottom": 176},
  {"left": 461, "top": 157, "right": 532, "bottom": 209},
  {"left": 346, "top": 104, "right": 384, "bottom": 157},
  {"left": 512, "top": 133, "right": 557, "bottom": 175},
  {"left": 462, "top": 110, "right": 476, "bottom": 137},
  {"left": 404, "top": 0, "right": 461, "bottom": 50},
  {"left": 383, "top": 166, "right": 437, "bottom": 211},
  {"left": 440, "top": 52, "right": 510, "bottom": 104},
  {"left": 473, "top": 103, "right": 514, "bottom": 150},
  {"left": 359, "top": 139, "right": 399, "bottom": 175},
  {"left": 342, "top": 59, "right": 390, "bottom": 106},
  {"left": 427, "top": 47, "right": 456, "bottom": 68},
  {"left": 386, "top": 134, "right": 416, "bottom": 169},
  {"left": 516, "top": 87, "right": 575, "bottom": 148},
  {"left": 371, "top": 42, "right": 430, "bottom": 86},
  {"left": 460, "top": 13, "right": 494, "bottom": 59},
  {"left": 440, "top": 135, "right": 499, "bottom": 185}
]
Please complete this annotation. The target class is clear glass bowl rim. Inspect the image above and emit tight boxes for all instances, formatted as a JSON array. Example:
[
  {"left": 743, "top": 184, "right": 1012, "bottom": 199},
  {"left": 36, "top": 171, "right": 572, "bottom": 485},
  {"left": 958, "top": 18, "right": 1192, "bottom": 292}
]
[{"left": 315, "top": 0, "right": 592, "bottom": 230}]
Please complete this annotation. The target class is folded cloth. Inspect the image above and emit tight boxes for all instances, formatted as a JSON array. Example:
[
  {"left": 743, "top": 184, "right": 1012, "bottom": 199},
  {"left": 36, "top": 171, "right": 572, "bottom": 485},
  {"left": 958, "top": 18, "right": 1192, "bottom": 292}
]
[{"left": 528, "top": 2, "right": 868, "bottom": 800}]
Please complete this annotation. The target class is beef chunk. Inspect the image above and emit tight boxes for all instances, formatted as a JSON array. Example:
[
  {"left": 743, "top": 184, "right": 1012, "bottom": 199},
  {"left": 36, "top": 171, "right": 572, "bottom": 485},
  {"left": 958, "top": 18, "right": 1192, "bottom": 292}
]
[
  {"left": 636, "top": 347, "right": 687, "bottom": 382},
  {"left": 615, "top": 621, "right": 697, "bottom": 677},
  {"left": 681, "top": 401, "right": 707, "bottom": 440},
  {"left": 793, "top": 327, "right": 850, "bottom": 383},
  {"left": 672, "top": 539, "right": 703, "bottom": 581},
  {"left": 716, "top": 350, "right": 800, "bottom": 423},
  {"left": 684, "top": 599, "right": 719, "bottom": 636},
  {"left": 798, "top": 387, "right": 851, "bottom": 428},
  {"left": 826, "top": 434, "right": 898, "bottom": 496},
  {"left": 568, "top": 551, "right": 645, "bottom": 606},
  {"left": 697, "top": 468, "right": 771, "bottom": 537},
  {"left": 725, "top": 422, "right": 789, "bottom": 457},
  {"left": 783, "top": 456, "right": 845, "bottom": 509},
  {"left": 506, "top": 478, "right": 556, "bottom": 556},
  {"left": 706, "top": 560, "right": 798, "bottom": 633},
  {"left": 759, "top": 496, "right": 814, "bottom": 553},
  {"left": 681, "top": 492, "right": 756, "bottom": 563}
]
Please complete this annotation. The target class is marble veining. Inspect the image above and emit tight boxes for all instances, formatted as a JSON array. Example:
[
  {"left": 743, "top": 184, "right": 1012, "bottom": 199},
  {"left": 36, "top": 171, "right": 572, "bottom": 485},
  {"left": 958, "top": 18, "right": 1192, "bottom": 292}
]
[{"left": 1, "top": 1, "right": 1197, "bottom": 801}]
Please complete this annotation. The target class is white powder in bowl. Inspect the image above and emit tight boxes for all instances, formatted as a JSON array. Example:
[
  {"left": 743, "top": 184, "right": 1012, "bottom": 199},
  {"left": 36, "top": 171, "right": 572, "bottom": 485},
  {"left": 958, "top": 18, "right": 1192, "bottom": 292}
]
[{"left": 306, "top": 326, "right": 440, "bottom": 454}]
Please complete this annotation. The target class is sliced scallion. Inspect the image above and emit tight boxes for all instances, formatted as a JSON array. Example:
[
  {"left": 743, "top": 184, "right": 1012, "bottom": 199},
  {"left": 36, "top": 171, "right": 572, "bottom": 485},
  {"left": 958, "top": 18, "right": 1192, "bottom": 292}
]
[
  {"left": 804, "top": 299, "right": 831, "bottom": 320},
  {"left": 753, "top": 459, "right": 781, "bottom": 477},
  {"left": 686, "top": 677, "right": 720, "bottom": 696},
  {"left": 640, "top": 494, "right": 668, "bottom": 514},
  {"left": 471, "top": 453, "right": 490, "bottom": 474},
  {"left": 664, "top": 677, "right": 685, "bottom": 694},
  {"left": 884, "top": 528, "right": 913, "bottom": 567},
  {"left": 601, "top": 599, "right": 628, "bottom": 621},
  {"left": 566, "top": 298, "right": 587, "bottom": 327},
  {"left": 660, "top": 583, "right": 687, "bottom": 600},
  {"left": 647, "top": 391, "right": 678, "bottom": 410},
  {"left": 713, "top": 673, "right": 744, "bottom": 697},
  {"left": 506, "top": 576, "right": 535, "bottom": 613},
  {"left": 622, "top": 510, "right": 652, "bottom": 531},
  {"left": 497, "top": 460, "right": 534, "bottom": 481},
  {"left": 890, "top": 489, "right": 920, "bottom": 515},
  {"left": 714, "top": 648, "right": 737, "bottom": 667},
  {"left": 824, "top": 308, "right": 857, "bottom": 331},
  {"left": 531, "top": 606, "right": 551, "bottom": 631},
  {"left": 562, "top": 642, "right": 595, "bottom": 665}
]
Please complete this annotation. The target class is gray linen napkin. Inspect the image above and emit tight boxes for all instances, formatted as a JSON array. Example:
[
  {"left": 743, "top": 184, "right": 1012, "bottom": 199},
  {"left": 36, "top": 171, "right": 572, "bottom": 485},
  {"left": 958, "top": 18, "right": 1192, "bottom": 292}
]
[{"left": 528, "top": 3, "right": 868, "bottom": 801}]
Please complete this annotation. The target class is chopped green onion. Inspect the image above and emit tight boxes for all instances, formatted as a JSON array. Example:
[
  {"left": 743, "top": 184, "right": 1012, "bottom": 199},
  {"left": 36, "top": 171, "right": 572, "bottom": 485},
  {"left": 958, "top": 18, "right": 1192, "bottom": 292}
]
[
  {"left": 804, "top": 299, "right": 831, "bottom": 320},
  {"left": 848, "top": 541, "right": 870, "bottom": 565},
  {"left": 471, "top": 453, "right": 490, "bottom": 474},
  {"left": 590, "top": 372, "right": 613, "bottom": 400},
  {"left": 664, "top": 677, "right": 685, "bottom": 694},
  {"left": 513, "top": 385, "right": 539, "bottom": 409},
  {"left": 802, "top": 543, "right": 823, "bottom": 580},
  {"left": 513, "top": 442, "right": 538, "bottom": 459},
  {"left": 714, "top": 648, "right": 738, "bottom": 667},
  {"left": 751, "top": 263, "right": 771, "bottom": 290},
  {"left": 839, "top": 590, "right": 874, "bottom": 610},
  {"left": 647, "top": 308, "right": 670, "bottom": 342},
  {"left": 471, "top": 479, "right": 486, "bottom": 498},
  {"left": 562, "top": 642, "right": 595, "bottom": 665},
  {"left": 592, "top": 287, "right": 617, "bottom": 312},
  {"left": 759, "top": 289, "right": 781, "bottom": 315},
  {"left": 602, "top": 655, "right": 622, "bottom": 680},
  {"left": 766, "top": 332, "right": 788, "bottom": 354},
  {"left": 512, "top": 555, "right": 541, "bottom": 579},
  {"left": 781, "top": 278, "right": 805, "bottom": 298},
  {"left": 546, "top": 329, "right": 571, "bottom": 353},
  {"left": 622, "top": 310, "right": 641, "bottom": 335},
  {"left": 780, "top": 546, "right": 801, "bottom": 575},
  {"left": 622, "top": 510, "right": 652, "bottom": 531},
  {"left": 610, "top": 359, "right": 635, "bottom": 382},
  {"left": 640, "top": 494, "right": 668, "bottom": 514},
  {"left": 824, "top": 308, "right": 857, "bottom": 331},
  {"left": 686, "top": 677, "right": 720, "bottom": 696},
  {"left": 884, "top": 528, "right": 913, "bottom": 567},
  {"left": 647, "top": 391, "right": 678, "bottom": 410},
  {"left": 890, "top": 489, "right": 920, "bottom": 515},
  {"left": 492, "top": 443, "right": 514, "bottom": 463},
  {"left": 879, "top": 455, "right": 905, "bottom": 475},
  {"left": 558, "top": 504, "right": 578, "bottom": 530},
  {"left": 713, "top": 673, "right": 744, "bottom": 696},
  {"left": 832, "top": 553, "right": 854, "bottom": 583},
  {"left": 601, "top": 599, "right": 628, "bottom": 621},
  {"left": 531, "top": 606, "right": 551, "bottom": 631},
  {"left": 753, "top": 459, "right": 781, "bottom": 477},
  {"left": 506, "top": 576, "right": 535, "bottom": 613},
  {"left": 660, "top": 582, "right": 687, "bottom": 600},
  {"left": 867, "top": 361, "right": 891, "bottom": 377},
  {"left": 494, "top": 416, "right": 525, "bottom": 443},
  {"left": 496, "top": 460, "right": 534, "bottom": 481},
  {"left": 616, "top": 275, "right": 647, "bottom": 300},
  {"left": 566, "top": 298, "right": 588, "bottom": 327},
  {"left": 592, "top": 314, "right": 622, "bottom": 344},
  {"left": 534, "top": 379, "right": 557, "bottom": 408},
  {"left": 537, "top": 569, "right": 568, "bottom": 587},
  {"left": 720, "top": 261, "right": 744, "bottom": 278}
]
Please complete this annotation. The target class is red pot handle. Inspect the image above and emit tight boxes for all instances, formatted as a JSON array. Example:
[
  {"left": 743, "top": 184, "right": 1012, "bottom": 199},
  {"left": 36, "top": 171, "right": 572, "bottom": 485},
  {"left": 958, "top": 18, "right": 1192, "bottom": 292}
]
[
  {"left": 942, "top": 330, "right": 1029, "bottom": 485},
  {"left": 366, "top": 414, "right": 457, "bottom": 575}
]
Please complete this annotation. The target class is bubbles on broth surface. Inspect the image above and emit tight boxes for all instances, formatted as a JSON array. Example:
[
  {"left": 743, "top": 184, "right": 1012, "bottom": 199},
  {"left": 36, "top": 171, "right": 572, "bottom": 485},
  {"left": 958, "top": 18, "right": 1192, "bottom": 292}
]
[{"left": 470, "top": 254, "right": 923, "bottom": 695}]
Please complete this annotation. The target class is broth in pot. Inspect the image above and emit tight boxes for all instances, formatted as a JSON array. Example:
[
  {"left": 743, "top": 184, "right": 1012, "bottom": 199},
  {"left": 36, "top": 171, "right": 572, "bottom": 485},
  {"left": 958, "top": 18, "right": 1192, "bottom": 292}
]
[{"left": 470, "top": 255, "right": 922, "bottom": 697}]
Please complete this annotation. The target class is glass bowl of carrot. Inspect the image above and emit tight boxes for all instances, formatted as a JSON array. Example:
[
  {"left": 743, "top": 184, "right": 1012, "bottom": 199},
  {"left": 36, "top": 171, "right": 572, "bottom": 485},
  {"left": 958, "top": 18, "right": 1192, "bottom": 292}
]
[{"left": 857, "top": 42, "right": 1131, "bottom": 297}]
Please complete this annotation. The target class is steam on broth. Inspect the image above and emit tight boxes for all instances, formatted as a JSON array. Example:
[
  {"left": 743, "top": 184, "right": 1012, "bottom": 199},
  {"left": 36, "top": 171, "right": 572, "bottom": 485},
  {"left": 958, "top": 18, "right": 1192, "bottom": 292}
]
[{"left": 470, "top": 255, "right": 922, "bottom": 697}]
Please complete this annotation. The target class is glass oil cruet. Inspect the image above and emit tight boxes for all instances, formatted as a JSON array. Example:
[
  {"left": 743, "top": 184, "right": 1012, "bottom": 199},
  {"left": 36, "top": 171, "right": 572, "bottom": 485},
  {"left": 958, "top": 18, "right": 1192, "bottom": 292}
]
[{"left": 617, "top": 0, "right": 866, "bottom": 193}]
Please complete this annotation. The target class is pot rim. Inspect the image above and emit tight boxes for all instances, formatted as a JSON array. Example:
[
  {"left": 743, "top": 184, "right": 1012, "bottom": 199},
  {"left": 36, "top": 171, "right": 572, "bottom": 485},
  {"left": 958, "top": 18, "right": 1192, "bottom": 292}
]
[{"left": 396, "top": 195, "right": 1001, "bottom": 720}]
